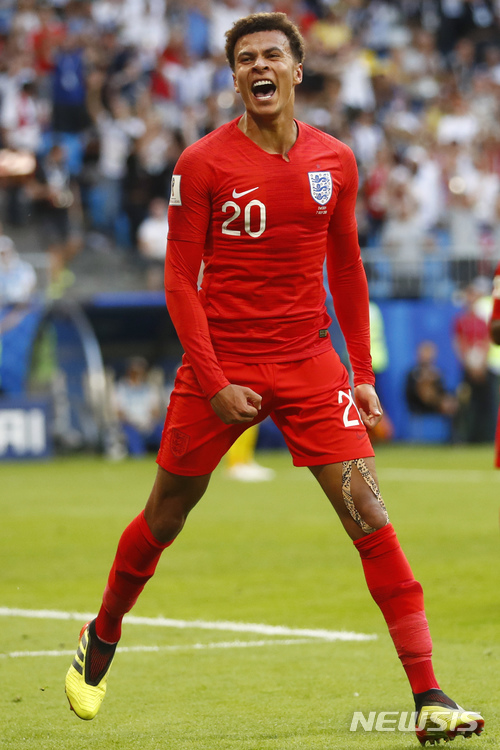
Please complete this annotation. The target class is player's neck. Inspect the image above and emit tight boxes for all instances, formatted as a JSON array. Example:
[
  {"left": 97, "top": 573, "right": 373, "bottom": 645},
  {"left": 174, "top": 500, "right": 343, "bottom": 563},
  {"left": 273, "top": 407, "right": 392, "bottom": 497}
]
[{"left": 238, "top": 112, "right": 298, "bottom": 161}]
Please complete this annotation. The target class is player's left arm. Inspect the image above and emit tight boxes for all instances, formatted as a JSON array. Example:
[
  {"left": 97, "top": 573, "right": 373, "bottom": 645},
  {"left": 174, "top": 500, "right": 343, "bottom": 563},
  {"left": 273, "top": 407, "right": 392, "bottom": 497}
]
[{"left": 326, "top": 145, "right": 382, "bottom": 429}]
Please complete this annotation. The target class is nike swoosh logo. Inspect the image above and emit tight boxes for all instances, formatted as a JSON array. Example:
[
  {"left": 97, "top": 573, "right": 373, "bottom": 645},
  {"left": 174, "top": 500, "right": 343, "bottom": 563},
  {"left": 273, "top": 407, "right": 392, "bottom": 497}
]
[{"left": 232, "top": 187, "right": 259, "bottom": 199}]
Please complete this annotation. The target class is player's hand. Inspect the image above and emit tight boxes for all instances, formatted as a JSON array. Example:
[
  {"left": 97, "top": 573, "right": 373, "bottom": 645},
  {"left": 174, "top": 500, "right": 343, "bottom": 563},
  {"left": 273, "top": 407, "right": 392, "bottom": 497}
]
[
  {"left": 354, "top": 383, "right": 383, "bottom": 430},
  {"left": 210, "top": 384, "right": 262, "bottom": 424}
]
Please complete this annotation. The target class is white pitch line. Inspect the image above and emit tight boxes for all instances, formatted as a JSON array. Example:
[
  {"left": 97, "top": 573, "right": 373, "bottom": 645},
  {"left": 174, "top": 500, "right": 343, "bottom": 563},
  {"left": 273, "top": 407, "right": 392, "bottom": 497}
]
[
  {"left": 0, "top": 607, "right": 377, "bottom": 642},
  {"left": 0, "top": 638, "right": 319, "bottom": 659}
]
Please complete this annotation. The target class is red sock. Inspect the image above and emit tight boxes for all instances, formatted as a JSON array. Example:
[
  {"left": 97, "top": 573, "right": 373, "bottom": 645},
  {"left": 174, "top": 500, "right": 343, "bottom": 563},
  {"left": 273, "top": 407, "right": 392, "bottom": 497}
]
[
  {"left": 95, "top": 511, "right": 173, "bottom": 643},
  {"left": 354, "top": 523, "right": 440, "bottom": 694}
]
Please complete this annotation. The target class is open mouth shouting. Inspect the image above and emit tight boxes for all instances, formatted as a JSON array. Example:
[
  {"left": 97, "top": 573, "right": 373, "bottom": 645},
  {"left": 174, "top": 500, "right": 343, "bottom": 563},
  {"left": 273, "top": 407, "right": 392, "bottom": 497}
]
[{"left": 252, "top": 79, "right": 277, "bottom": 100}]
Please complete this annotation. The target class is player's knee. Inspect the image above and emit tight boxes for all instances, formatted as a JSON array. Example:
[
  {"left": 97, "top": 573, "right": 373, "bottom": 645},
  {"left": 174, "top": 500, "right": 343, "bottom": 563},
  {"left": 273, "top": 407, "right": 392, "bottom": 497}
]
[
  {"left": 145, "top": 491, "right": 194, "bottom": 543},
  {"left": 147, "top": 505, "right": 187, "bottom": 544},
  {"left": 147, "top": 468, "right": 209, "bottom": 542},
  {"left": 342, "top": 458, "right": 389, "bottom": 533},
  {"left": 356, "top": 495, "right": 388, "bottom": 531}
]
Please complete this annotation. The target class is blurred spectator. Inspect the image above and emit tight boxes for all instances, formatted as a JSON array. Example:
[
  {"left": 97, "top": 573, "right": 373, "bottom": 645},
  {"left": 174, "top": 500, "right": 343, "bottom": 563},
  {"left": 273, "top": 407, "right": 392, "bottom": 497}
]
[
  {"left": 86, "top": 70, "right": 146, "bottom": 244},
  {"left": 26, "top": 143, "right": 83, "bottom": 296},
  {"left": 337, "top": 40, "right": 376, "bottom": 113},
  {"left": 467, "top": 147, "right": 500, "bottom": 275},
  {"left": 474, "top": 271, "right": 500, "bottom": 448},
  {"left": 12, "top": 0, "right": 40, "bottom": 36},
  {"left": 436, "top": 92, "right": 480, "bottom": 145},
  {"left": 442, "top": 142, "right": 500, "bottom": 287},
  {"left": 0, "top": 78, "right": 46, "bottom": 225},
  {"left": 369, "top": 300, "right": 389, "bottom": 376},
  {"left": 440, "top": 141, "right": 481, "bottom": 286},
  {"left": 113, "top": 356, "right": 164, "bottom": 457},
  {"left": 122, "top": 106, "right": 174, "bottom": 246},
  {"left": 91, "top": 0, "right": 124, "bottom": 30},
  {"left": 101, "top": 29, "right": 149, "bottom": 105},
  {"left": 406, "top": 340, "right": 458, "bottom": 417},
  {"left": 307, "top": 7, "right": 352, "bottom": 55},
  {"left": 0, "top": 233, "right": 37, "bottom": 391},
  {"left": 0, "top": 79, "right": 44, "bottom": 153},
  {"left": 209, "top": 0, "right": 249, "bottom": 57},
  {"left": 469, "top": 71, "right": 498, "bottom": 134},
  {"left": 184, "top": 0, "right": 211, "bottom": 60},
  {"left": 382, "top": 92, "right": 422, "bottom": 149},
  {"left": 449, "top": 37, "right": 477, "bottom": 94},
  {"left": 161, "top": 44, "right": 215, "bottom": 140},
  {"left": 51, "top": 32, "right": 89, "bottom": 134},
  {"left": 136, "top": 108, "right": 172, "bottom": 198},
  {"left": 363, "top": 143, "right": 395, "bottom": 244},
  {"left": 122, "top": 138, "right": 156, "bottom": 249},
  {"left": 436, "top": 0, "right": 495, "bottom": 57},
  {"left": 137, "top": 197, "right": 168, "bottom": 290},
  {"left": 398, "top": 27, "right": 442, "bottom": 103},
  {"left": 118, "top": 0, "right": 169, "bottom": 60},
  {"left": 404, "top": 144, "right": 444, "bottom": 234},
  {"left": 453, "top": 278, "right": 497, "bottom": 443},
  {"left": 351, "top": 109, "right": 384, "bottom": 169},
  {"left": 369, "top": 300, "right": 393, "bottom": 442},
  {"left": 0, "top": 233, "right": 36, "bottom": 306},
  {"left": 380, "top": 169, "right": 435, "bottom": 298},
  {"left": 29, "top": 3, "right": 65, "bottom": 83}
]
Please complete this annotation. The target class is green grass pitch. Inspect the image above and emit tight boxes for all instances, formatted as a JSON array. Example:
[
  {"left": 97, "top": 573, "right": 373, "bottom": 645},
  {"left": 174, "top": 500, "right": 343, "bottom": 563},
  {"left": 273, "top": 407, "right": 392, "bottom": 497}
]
[{"left": 0, "top": 445, "right": 498, "bottom": 749}]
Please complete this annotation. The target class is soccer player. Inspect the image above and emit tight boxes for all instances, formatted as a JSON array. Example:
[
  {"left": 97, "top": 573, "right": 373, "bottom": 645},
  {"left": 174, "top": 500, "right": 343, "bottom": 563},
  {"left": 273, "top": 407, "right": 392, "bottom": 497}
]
[
  {"left": 65, "top": 13, "right": 484, "bottom": 744},
  {"left": 490, "top": 262, "right": 500, "bottom": 468}
]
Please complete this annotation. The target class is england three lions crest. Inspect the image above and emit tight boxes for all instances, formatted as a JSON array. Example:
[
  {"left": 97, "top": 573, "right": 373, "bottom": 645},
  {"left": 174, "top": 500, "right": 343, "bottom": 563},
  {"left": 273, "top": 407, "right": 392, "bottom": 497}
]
[{"left": 308, "top": 171, "right": 332, "bottom": 206}]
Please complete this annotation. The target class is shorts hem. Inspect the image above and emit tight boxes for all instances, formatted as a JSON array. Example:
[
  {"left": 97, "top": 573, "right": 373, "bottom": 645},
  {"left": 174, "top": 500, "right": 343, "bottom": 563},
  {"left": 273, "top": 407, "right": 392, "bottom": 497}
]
[
  {"left": 156, "top": 456, "right": 218, "bottom": 477},
  {"left": 292, "top": 449, "right": 375, "bottom": 468}
]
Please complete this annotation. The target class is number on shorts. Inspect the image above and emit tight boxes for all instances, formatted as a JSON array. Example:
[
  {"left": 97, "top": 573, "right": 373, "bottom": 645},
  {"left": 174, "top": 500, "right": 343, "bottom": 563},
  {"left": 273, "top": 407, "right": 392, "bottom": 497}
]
[{"left": 338, "top": 389, "right": 361, "bottom": 427}]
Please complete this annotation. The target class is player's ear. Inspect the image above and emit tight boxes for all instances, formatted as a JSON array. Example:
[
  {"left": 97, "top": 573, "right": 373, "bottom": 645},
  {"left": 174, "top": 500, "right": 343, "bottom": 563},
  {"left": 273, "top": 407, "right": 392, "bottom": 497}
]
[
  {"left": 232, "top": 73, "right": 240, "bottom": 93},
  {"left": 294, "top": 63, "right": 303, "bottom": 85}
]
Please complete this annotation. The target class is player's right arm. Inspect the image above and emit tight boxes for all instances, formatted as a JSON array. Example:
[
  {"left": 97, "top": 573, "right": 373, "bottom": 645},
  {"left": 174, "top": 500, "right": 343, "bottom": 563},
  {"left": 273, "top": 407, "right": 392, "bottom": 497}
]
[{"left": 165, "top": 148, "right": 261, "bottom": 424}]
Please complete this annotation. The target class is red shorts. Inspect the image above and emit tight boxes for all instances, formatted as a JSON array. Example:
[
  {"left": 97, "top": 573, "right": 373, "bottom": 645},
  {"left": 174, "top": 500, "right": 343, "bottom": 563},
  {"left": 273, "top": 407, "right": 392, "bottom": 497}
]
[{"left": 157, "top": 348, "right": 374, "bottom": 476}]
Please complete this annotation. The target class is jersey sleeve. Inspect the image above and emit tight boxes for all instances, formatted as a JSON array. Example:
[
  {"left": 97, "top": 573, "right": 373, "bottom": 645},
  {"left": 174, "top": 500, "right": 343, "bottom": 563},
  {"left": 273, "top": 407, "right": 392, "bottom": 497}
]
[
  {"left": 329, "top": 144, "right": 359, "bottom": 235},
  {"left": 326, "top": 146, "right": 374, "bottom": 387},
  {"left": 165, "top": 148, "right": 230, "bottom": 399},
  {"left": 167, "top": 147, "right": 212, "bottom": 242}
]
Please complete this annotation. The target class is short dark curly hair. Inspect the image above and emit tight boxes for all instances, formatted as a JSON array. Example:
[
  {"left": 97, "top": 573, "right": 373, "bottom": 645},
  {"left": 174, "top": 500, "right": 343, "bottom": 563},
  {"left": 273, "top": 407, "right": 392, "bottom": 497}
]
[{"left": 225, "top": 12, "right": 305, "bottom": 71}]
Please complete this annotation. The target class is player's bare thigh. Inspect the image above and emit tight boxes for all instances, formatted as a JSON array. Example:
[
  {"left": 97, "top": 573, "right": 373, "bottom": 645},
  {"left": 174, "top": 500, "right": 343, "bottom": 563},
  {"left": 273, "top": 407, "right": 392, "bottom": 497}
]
[
  {"left": 144, "top": 465, "right": 212, "bottom": 544},
  {"left": 309, "top": 457, "right": 388, "bottom": 541}
]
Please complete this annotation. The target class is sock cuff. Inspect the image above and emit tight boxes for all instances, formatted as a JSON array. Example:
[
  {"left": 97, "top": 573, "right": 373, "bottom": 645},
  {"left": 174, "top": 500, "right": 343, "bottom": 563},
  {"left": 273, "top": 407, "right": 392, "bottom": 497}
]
[
  {"left": 138, "top": 510, "right": 175, "bottom": 551},
  {"left": 353, "top": 522, "right": 396, "bottom": 556}
]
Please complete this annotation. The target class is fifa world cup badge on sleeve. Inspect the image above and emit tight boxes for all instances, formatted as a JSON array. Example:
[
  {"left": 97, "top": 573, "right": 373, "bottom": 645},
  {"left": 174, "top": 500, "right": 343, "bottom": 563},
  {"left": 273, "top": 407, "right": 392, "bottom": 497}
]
[
  {"left": 170, "top": 175, "right": 182, "bottom": 206},
  {"left": 308, "top": 172, "right": 332, "bottom": 205}
]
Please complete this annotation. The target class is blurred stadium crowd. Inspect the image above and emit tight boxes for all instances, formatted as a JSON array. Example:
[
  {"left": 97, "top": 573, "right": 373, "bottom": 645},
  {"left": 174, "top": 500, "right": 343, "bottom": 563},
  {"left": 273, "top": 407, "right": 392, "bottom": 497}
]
[
  {"left": 2, "top": 0, "right": 500, "bottom": 457},
  {"left": 0, "top": 0, "right": 500, "bottom": 298}
]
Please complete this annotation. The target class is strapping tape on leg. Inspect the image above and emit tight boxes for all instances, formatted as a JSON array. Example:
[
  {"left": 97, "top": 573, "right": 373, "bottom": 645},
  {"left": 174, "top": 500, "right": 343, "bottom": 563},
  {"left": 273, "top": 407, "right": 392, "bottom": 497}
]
[{"left": 342, "top": 458, "right": 389, "bottom": 533}]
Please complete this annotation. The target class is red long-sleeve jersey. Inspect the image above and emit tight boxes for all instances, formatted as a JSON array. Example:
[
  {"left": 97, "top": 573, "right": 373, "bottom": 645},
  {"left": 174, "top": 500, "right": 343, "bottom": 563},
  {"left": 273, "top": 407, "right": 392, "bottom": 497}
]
[{"left": 165, "top": 117, "right": 373, "bottom": 399}]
